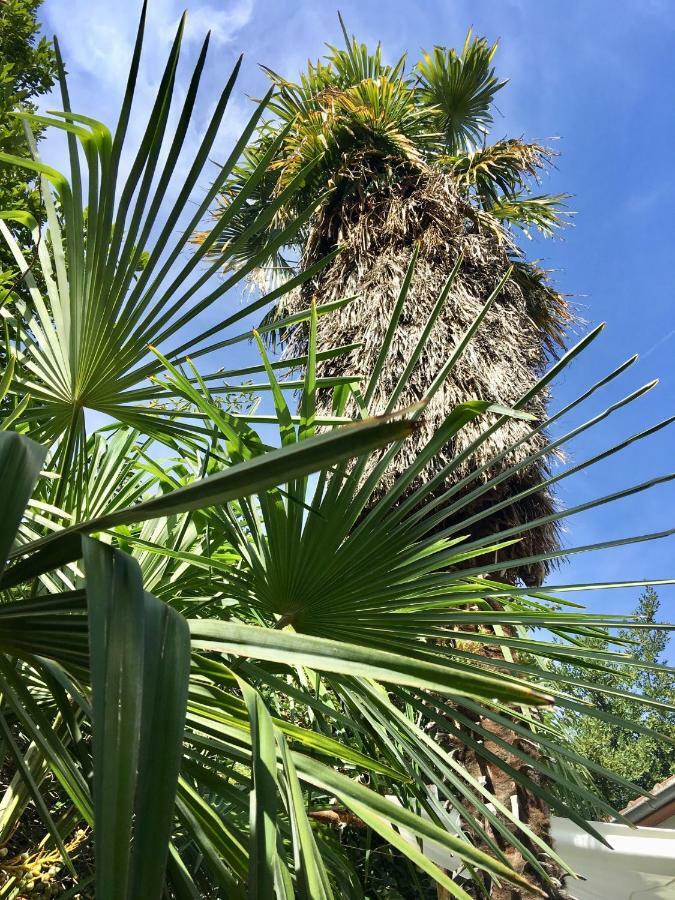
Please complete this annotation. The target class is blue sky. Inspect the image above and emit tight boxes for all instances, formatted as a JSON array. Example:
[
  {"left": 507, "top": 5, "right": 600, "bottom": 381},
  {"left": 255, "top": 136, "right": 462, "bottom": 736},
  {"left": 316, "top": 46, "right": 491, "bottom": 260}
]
[{"left": 36, "top": 0, "right": 674, "bottom": 631}]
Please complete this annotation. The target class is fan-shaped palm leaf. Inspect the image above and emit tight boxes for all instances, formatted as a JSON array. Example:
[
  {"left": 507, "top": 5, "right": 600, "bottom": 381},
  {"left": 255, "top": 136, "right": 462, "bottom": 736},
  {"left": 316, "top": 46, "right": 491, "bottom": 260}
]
[{"left": 0, "top": 2, "right": 341, "bottom": 505}]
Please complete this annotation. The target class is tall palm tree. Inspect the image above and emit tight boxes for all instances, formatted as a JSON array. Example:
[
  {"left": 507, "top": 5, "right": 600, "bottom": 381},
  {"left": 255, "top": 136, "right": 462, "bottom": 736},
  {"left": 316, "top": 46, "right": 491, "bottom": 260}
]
[
  {"left": 197, "top": 23, "right": 572, "bottom": 588},
  {"left": 3, "top": 10, "right": 673, "bottom": 898},
  {"left": 197, "top": 24, "right": 575, "bottom": 897}
]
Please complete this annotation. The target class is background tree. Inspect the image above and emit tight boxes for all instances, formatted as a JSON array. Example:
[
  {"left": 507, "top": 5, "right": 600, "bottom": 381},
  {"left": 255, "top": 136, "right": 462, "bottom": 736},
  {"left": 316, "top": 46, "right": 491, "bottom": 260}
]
[
  {"left": 557, "top": 587, "right": 674, "bottom": 811},
  {"left": 0, "top": 0, "right": 56, "bottom": 405},
  {"left": 0, "top": 0, "right": 56, "bottom": 255}
]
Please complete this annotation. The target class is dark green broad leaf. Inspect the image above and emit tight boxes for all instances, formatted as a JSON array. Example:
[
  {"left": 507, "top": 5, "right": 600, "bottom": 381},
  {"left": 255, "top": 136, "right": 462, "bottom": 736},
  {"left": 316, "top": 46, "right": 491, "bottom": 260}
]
[
  {"left": 0, "top": 432, "right": 46, "bottom": 571},
  {"left": 84, "top": 539, "right": 190, "bottom": 900},
  {"left": 5, "top": 411, "right": 415, "bottom": 581}
]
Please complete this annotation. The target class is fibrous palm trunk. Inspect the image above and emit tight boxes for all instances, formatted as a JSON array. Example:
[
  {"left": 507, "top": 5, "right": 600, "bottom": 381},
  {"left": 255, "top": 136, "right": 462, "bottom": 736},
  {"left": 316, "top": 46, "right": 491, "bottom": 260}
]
[
  {"left": 281, "top": 164, "right": 563, "bottom": 586},
  {"left": 279, "top": 163, "right": 569, "bottom": 897}
]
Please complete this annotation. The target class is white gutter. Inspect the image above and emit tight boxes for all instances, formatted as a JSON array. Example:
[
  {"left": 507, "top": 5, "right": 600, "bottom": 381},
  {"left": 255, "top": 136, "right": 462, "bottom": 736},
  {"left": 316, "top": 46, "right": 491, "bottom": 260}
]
[
  {"left": 550, "top": 816, "right": 675, "bottom": 899},
  {"left": 388, "top": 799, "right": 675, "bottom": 897}
]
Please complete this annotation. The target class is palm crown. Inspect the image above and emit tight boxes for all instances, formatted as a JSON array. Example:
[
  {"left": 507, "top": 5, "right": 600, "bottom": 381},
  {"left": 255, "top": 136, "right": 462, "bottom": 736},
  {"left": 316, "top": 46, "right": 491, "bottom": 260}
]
[
  {"left": 198, "top": 22, "right": 575, "bottom": 591},
  {"left": 200, "top": 22, "right": 569, "bottom": 346}
]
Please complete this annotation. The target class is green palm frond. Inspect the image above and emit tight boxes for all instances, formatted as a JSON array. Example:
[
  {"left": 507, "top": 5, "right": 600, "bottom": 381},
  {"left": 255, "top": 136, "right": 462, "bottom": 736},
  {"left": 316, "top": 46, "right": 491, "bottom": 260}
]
[
  {"left": 441, "top": 139, "right": 553, "bottom": 202},
  {"left": 77, "top": 265, "right": 670, "bottom": 896},
  {"left": 414, "top": 32, "right": 507, "bottom": 153},
  {"left": 0, "top": 4, "right": 332, "bottom": 500},
  {"left": 488, "top": 192, "right": 570, "bottom": 238},
  {"left": 0, "top": 398, "right": 421, "bottom": 897},
  {"left": 2, "top": 272, "right": 674, "bottom": 894}
]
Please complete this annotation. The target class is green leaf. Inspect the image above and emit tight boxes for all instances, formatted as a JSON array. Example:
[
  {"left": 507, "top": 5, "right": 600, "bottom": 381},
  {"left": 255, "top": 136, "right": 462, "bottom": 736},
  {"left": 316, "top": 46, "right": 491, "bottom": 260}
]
[
  {"left": 189, "top": 621, "right": 552, "bottom": 706},
  {"left": 238, "top": 680, "right": 281, "bottom": 899},
  {"left": 294, "top": 754, "right": 544, "bottom": 896},
  {"left": 83, "top": 538, "right": 190, "bottom": 899},
  {"left": 0, "top": 432, "right": 46, "bottom": 570},
  {"left": 9, "top": 410, "right": 415, "bottom": 567},
  {"left": 278, "top": 732, "right": 332, "bottom": 900}
]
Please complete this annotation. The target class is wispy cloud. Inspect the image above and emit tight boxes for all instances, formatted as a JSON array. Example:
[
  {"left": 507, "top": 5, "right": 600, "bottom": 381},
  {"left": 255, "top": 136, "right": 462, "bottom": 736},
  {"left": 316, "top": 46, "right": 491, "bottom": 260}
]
[
  {"left": 640, "top": 328, "right": 675, "bottom": 362},
  {"left": 38, "top": 0, "right": 255, "bottom": 196},
  {"left": 44, "top": 0, "right": 254, "bottom": 86}
]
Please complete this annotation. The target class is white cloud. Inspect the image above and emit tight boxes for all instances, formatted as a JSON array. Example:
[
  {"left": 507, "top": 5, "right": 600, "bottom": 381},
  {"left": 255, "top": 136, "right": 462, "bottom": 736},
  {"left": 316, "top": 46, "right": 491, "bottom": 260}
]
[
  {"left": 43, "top": 0, "right": 254, "bottom": 87},
  {"left": 179, "top": 1, "right": 254, "bottom": 46},
  {"left": 37, "top": 0, "right": 255, "bottom": 196}
]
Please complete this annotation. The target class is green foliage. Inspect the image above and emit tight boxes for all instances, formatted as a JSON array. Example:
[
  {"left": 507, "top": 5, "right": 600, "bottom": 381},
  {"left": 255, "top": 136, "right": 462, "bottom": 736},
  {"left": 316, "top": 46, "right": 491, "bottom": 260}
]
[
  {"left": 0, "top": 5, "right": 343, "bottom": 500},
  {"left": 557, "top": 587, "right": 675, "bottom": 811},
  {"left": 198, "top": 18, "right": 570, "bottom": 316},
  {"left": 0, "top": 0, "right": 56, "bottom": 399},
  {"left": 415, "top": 32, "right": 505, "bottom": 153},
  {"left": 0, "top": 0, "right": 56, "bottom": 247},
  {"left": 0, "top": 6, "right": 673, "bottom": 899}
]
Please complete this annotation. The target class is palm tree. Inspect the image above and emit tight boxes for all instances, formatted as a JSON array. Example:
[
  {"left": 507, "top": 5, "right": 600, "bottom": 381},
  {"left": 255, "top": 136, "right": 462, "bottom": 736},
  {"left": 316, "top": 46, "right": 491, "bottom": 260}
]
[
  {"left": 197, "top": 23, "right": 572, "bottom": 588},
  {"left": 197, "top": 23, "right": 575, "bottom": 898},
  {"left": 4, "top": 10, "right": 672, "bottom": 899}
]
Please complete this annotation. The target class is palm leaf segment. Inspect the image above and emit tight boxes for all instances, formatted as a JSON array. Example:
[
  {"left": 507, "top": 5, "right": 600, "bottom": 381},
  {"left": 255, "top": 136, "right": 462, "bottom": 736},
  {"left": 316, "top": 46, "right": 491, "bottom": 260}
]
[{"left": 415, "top": 31, "right": 505, "bottom": 153}]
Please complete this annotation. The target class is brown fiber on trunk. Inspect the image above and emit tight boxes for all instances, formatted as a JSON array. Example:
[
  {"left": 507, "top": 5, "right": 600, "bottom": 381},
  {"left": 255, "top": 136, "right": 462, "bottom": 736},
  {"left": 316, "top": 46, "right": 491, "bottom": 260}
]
[
  {"left": 276, "top": 163, "right": 568, "bottom": 587},
  {"left": 441, "top": 608, "right": 571, "bottom": 899}
]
